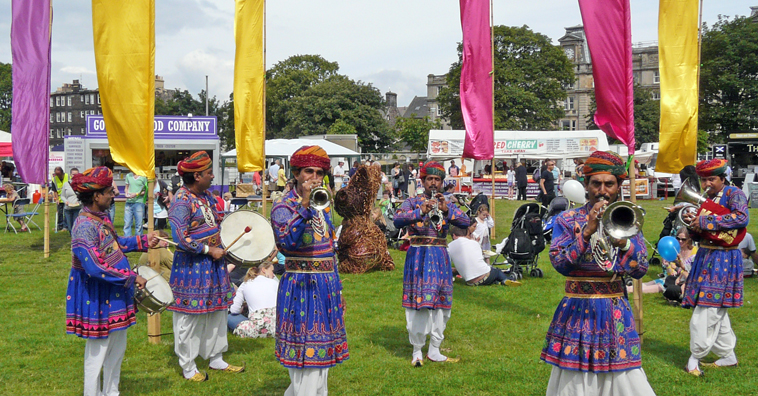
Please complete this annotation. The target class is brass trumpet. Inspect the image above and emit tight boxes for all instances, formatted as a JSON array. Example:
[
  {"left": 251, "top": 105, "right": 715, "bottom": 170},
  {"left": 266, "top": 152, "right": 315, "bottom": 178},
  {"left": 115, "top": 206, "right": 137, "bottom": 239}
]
[
  {"left": 590, "top": 199, "right": 645, "bottom": 271},
  {"left": 310, "top": 186, "right": 332, "bottom": 211},
  {"left": 428, "top": 188, "right": 444, "bottom": 232}
]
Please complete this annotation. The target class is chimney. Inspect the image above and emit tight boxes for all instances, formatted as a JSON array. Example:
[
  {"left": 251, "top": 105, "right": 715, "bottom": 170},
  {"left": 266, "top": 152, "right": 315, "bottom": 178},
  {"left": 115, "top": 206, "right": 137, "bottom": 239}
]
[{"left": 386, "top": 91, "right": 397, "bottom": 108}]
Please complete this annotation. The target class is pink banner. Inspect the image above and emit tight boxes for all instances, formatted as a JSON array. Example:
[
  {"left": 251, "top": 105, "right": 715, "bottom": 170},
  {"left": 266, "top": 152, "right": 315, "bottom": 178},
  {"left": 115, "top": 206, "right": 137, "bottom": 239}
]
[
  {"left": 578, "top": 0, "right": 635, "bottom": 154},
  {"left": 459, "top": 0, "right": 494, "bottom": 160},
  {"left": 11, "top": 0, "right": 51, "bottom": 184}
]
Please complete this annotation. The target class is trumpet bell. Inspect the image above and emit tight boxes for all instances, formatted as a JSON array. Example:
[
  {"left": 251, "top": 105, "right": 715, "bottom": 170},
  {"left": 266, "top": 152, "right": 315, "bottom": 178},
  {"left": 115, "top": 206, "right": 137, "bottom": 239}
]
[
  {"left": 310, "top": 187, "right": 332, "bottom": 211},
  {"left": 601, "top": 201, "right": 645, "bottom": 240}
]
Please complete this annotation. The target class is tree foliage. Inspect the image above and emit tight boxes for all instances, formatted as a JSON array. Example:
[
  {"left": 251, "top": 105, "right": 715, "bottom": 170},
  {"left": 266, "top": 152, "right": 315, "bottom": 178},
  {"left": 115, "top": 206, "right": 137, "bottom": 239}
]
[
  {"left": 0, "top": 62, "right": 11, "bottom": 132},
  {"left": 395, "top": 115, "right": 441, "bottom": 154},
  {"left": 437, "top": 25, "right": 575, "bottom": 131},
  {"left": 155, "top": 89, "right": 219, "bottom": 118},
  {"left": 700, "top": 15, "right": 758, "bottom": 136},
  {"left": 586, "top": 85, "right": 660, "bottom": 149}
]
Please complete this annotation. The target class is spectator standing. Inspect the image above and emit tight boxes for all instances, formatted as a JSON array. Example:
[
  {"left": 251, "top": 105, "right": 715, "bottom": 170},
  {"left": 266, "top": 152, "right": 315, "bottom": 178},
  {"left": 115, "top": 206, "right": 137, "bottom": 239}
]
[
  {"left": 61, "top": 168, "right": 82, "bottom": 233},
  {"left": 252, "top": 171, "right": 262, "bottom": 194},
  {"left": 52, "top": 166, "right": 69, "bottom": 231},
  {"left": 277, "top": 165, "right": 286, "bottom": 191},
  {"left": 448, "top": 160, "right": 460, "bottom": 177},
  {"left": 123, "top": 171, "right": 147, "bottom": 236},
  {"left": 268, "top": 159, "right": 281, "bottom": 191},
  {"left": 471, "top": 204, "right": 495, "bottom": 253},
  {"left": 108, "top": 174, "right": 120, "bottom": 223},
  {"left": 515, "top": 162, "right": 528, "bottom": 201},
  {"left": 333, "top": 160, "right": 346, "bottom": 191},
  {"left": 539, "top": 161, "right": 556, "bottom": 215},
  {"left": 506, "top": 166, "right": 515, "bottom": 200},
  {"left": 574, "top": 158, "right": 585, "bottom": 184},
  {"left": 407, "top": 164, "right": 417, "bottom": 197},
  {"left": 348, "top": 160, "right": 359, "bottom": 178},
  {"left": 551, "top": 159, "right": 561, "bottom": 195}
]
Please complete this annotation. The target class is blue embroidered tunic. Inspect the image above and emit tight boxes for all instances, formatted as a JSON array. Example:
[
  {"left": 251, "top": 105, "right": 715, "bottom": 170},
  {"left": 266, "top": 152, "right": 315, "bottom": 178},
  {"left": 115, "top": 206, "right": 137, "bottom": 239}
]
[
  {"left": 393, "top": 195, "right": 469, "bottom": 310},
  {"left": 540, "top": 204, "right": 649, "bottom": 372},
  {"left": 66, "top": 207, "right": 148, "bottom": 339},
  {"left": 270, "top": 190, "right": 348, "bottom": 368},
  {"left": 683, "top": 185, "right": 748, "bottom": 309},
  {"left": 168, "top": 186, "right": 233, "bottom": 315}
]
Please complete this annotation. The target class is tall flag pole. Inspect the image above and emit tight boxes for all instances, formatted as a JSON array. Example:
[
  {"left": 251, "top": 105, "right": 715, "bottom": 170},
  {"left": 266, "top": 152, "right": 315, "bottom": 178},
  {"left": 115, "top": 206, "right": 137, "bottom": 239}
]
[
  {"left": 11, "top": 0, "right": 52, "bottom": 257},
  {"left": 657, "top": 0, "right": 700, "bottom": 173},
  {"left": 578, "top": 0, "right": 643, "bottom": 337},
  {"left": 234, "top": 0, "right": 266, "bottom": 200},
  {"left": 92, "top": 0, "right": 157, "bottom": 343}
]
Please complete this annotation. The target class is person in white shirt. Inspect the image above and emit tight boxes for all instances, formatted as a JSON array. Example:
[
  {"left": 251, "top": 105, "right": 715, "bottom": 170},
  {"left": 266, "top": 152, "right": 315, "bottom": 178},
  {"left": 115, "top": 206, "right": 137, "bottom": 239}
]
[
  {"left": 228, "top": 262, "right": 279, "bottom": 338},
  {"left": 471, "top": 204, "right": 495, "bottom": 255},
  {"left": 739, "top": 232, "right": 758, "bottom": 277},
  {"left": 448, "top": 225, "right": 518, "bottom": 286},
  {"left": 333, "top": 160, "right": 346, "bottom": 191},
  {"left": 268, "top": 160, "right": 281, "bottom": 191}
]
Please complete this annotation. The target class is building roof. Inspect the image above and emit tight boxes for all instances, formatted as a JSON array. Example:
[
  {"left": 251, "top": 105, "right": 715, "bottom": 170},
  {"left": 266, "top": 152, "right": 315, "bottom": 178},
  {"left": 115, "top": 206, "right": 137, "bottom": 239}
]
[{"left": 403, "top": 96, "right": 429, "bottom": 118}]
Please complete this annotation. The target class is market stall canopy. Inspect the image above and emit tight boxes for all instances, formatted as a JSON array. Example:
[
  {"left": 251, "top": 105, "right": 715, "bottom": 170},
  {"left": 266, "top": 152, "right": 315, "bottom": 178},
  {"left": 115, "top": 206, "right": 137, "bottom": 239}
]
[
  {"left": 222, "top": 139, "right": 361, "bottom": 160},
  {"left": 0, "top": 130, "right": 12, "bottom": 157},
  {"left": 427, "top": 130, "right": 612, "bottom": 160}
]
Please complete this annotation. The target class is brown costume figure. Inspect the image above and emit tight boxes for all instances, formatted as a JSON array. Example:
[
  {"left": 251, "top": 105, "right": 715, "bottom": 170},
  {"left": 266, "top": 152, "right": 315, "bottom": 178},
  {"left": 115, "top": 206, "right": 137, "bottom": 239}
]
[{"left": 334, "top": 164, "right": 395, "bottom": 273}]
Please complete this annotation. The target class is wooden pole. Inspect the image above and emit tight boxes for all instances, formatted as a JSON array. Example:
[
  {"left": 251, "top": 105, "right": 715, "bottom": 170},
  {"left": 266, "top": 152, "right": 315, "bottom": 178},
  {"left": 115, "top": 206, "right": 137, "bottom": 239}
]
[
  {"left": 43, "top": 185, "right": 49, "bottom": 258},
  {"left": 146, "top": 180, "right": 160, "bottom": 344},
  {"left": 629, "top": 158, "right": 643, "bottom": 341}
]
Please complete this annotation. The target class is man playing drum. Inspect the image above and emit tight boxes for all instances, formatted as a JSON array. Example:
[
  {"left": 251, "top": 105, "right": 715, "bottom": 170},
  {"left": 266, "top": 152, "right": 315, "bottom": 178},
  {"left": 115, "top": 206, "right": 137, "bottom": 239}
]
[
  {"left": 681, "top": 159, "right": 748, "bottom": 376},
  {"left": 540, "top": 151, "right": 656, "bottom": 395},
  {"left": 168, "top": 151, "right": 243, "bottom": 381},
  {"left": 393, "top": 161, "right": 470, "bottom": 367},
  {"left": 65, "top": 166, "right": 161, "bottom": 396},
  {"left": 270, "top": 145, "right": 348, "bottom": 396}
]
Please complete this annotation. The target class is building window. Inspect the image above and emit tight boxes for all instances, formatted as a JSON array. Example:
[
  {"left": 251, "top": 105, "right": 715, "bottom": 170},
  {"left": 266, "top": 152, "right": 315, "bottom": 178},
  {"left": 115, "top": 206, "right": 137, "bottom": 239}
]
[
  {"left": 50, "top": 129, "right": 54, "bottom": 138},
  {"left": 67, "top": 96, "right": 72, "bottom": 106},
  {"left": 97, "top": 94, "right": 100, "bottom": 104},
  {"left": 55, "top": 96, "right": 60, "bottom": 106},
  {"left": 81, "top": 94, "right": 85, "bottom": 104},
  {"left": 633, "top": 72, "right": 641, "bottom": 85},
  {"left": 67, "top": 128, "right": 71, "bottom": 135},
  {"left": 81, "top": 127, "right": 85, "bottom": 135},
  {"left": 80, "top": 111, "right": 85, "bottom": 118},
  {"left": 561, "top": 120, "right": 577, "bottom": 131},
  {"left": 68, "top": 112, "right": 72, "bottom": 122},
  {"left": 84, "top": 95, "right": 89, "bottom": 105},
  {"left": 564, "top": 96, "right": 575, "bottom": 111},
  {"left": 50, "top": 97, "right": 53, "bottom": 107},
  {"left": 437, "top": 107, "right": 443, "bottom": 116},
  {"left": 652, "top": 91, "right": 660, "bottom": 100},
  {"left": 50, "top": 113, "right": 54, "bottom": 123},
  {"left": 90, "top": 94, "right": 95, "bottom": 104},
  {"left": 654, "top": 71, "right": 660, "bottom": 84},
  {"left": 55, "top": 112, "right": 60, "bottom": 122}
]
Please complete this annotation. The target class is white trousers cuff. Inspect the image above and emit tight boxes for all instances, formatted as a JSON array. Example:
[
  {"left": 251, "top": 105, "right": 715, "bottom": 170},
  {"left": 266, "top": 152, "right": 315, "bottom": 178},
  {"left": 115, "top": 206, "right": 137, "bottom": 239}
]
[{"left": 173, "top": 310, "right": 229, "bottom": 374}]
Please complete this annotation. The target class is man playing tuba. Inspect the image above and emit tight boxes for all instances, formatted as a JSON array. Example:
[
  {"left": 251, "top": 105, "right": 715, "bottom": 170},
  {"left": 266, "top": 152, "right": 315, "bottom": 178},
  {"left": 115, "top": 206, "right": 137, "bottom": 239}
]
[
  {"left": 540, "top": 151, "right": 655, "bottom": 396},
  {"left": 681, "top": 159, "right": 748, "bottom": 376}
]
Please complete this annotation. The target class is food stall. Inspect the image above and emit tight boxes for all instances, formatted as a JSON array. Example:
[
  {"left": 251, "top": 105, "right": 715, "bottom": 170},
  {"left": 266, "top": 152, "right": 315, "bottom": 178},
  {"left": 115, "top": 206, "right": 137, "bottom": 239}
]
[{"left": 427, "top": 130, "right": 610, "bottom": 198}]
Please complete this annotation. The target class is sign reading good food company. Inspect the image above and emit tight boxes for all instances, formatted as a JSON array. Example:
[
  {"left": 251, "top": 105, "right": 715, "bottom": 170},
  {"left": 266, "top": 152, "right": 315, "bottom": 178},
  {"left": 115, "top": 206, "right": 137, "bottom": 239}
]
[{"left": 86, "top": 115, "right": 218, "bottom": 139}]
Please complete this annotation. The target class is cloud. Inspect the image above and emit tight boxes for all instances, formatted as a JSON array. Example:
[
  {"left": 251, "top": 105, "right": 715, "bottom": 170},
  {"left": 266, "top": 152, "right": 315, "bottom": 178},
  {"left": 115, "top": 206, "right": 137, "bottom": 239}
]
[
  {"left": 60, "top": 66, "right": 95, "bottom": 75},
  {"left": 173, "top": 50, "right": 235, "bottom": 100},
  {"left": 357, "top": 69, "right": 429, "bottom": 108}
]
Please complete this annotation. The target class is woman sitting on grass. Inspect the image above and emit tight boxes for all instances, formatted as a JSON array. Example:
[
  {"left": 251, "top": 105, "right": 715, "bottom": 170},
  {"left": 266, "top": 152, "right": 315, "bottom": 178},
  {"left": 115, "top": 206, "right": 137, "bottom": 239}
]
[
  {"left": 626, "top": 228, "right": 696, "bottom": 302},
  {"left": 228, "top": 262, "right": 279, "bottom": 338}
]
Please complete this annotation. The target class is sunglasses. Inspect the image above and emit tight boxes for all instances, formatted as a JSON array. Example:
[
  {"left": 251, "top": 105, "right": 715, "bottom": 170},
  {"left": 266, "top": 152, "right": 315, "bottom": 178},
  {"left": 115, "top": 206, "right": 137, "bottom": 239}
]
[{"left": 676, "top": 237, "right": 688, "bottom": 241}]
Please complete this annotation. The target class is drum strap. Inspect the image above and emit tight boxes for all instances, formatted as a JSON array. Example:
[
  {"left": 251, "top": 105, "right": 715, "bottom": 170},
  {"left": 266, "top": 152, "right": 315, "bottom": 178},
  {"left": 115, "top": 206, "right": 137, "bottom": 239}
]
[{"left": 80, "top": 211, "right": 117, "bottom": 235}]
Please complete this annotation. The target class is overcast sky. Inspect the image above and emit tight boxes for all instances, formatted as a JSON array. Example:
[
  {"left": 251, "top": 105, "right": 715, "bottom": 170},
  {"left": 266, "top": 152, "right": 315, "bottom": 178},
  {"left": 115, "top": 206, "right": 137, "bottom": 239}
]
[{"left": 0, "top": 1, "right": 754, "bottom": 108}]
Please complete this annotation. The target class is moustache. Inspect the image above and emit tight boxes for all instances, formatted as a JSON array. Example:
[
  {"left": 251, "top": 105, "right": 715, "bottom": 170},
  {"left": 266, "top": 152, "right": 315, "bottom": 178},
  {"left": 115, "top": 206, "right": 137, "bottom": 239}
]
[{"left": 596, "top": 195, "right": 611, "bottom": 202}]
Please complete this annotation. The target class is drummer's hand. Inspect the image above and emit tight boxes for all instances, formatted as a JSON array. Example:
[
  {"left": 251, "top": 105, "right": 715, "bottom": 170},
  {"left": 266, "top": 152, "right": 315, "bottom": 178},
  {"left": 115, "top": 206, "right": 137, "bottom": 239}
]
[
  {"left": 147, "top": 232, "right": 161, "bottom": 249},
  {"left": 135, "top": 275, "right": 147, "bottom": 290},
  {"left": 583, "top": 200, "right": 608, "bottom": 240},
  {"left": 300, "top": 180, "right": 319, "bottom": 208},
  {"left": 208, "top": 246, "right": 226, "bottom": 260}
]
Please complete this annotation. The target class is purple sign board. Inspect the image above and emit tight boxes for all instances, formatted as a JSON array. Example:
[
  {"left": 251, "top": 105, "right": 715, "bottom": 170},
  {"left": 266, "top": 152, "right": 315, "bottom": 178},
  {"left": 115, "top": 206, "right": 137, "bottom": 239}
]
[{"left": 86, "top": 115, "right": 217, "bottom": 139}]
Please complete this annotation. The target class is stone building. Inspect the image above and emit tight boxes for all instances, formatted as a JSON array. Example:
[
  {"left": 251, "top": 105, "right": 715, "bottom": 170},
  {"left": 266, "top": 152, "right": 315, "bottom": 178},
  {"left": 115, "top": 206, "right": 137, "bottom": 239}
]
[
  {"left": 49, "top": 80, "right": 102, "bottom": 147},
  {"left": 401, "top": 74, "right": 451, "bottom": 130}
]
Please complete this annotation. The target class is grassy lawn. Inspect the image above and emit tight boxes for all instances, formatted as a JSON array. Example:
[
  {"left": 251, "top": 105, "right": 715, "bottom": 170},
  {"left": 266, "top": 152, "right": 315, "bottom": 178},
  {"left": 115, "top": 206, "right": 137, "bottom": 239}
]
[{"left": 1, "top": 198, "right": 757, "bottom": 395}]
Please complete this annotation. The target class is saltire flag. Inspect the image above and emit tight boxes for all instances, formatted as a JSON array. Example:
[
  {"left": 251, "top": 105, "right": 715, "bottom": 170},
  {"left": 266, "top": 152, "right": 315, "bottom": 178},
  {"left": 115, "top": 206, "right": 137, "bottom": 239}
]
[
  {"left": 579, "top": 0, "right": 636, "bottom": 153},
  {"left": 11, "top": 0, "right": 51, "bottom": 184},
  {"left": 92, "top": 0, "right": 155, "bottom": 178},
  {"left": 656, "top": 0, "right": 699, "bottom": 173},
  {"left": 234, "top": 0, "right": 265, "bottom": 172},
  {"left": 459, "top": 0, "right": 494, "bottom": 160}
]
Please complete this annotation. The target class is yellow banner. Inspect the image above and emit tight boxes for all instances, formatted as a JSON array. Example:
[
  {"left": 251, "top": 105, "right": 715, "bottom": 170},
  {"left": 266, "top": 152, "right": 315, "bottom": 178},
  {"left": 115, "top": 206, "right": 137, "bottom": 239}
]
[
  {"left": 657, "top": 0, "right": 699, "bottom": 173},
  {"left": 92, "top": 0, "right": 155, "bottom": 178},
  {"left": 234, "top": 0, "right": 265, "bottom": 172}
]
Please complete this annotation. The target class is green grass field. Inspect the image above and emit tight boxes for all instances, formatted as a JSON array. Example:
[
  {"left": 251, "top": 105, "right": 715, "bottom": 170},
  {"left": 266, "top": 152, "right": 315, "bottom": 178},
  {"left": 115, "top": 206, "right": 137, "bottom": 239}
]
[{"left": 1, "top": 198, "right": 756, "bottom": 395}]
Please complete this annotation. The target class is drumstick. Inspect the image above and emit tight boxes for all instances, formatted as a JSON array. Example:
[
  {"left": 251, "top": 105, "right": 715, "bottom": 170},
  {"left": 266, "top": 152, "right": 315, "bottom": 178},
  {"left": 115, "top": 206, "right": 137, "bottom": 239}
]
[
  {"left": 145, "top": 273, "right": 162, "bottom": 283},
  {"left": 155, "top": 236, "right": 178, "bottom": 247},
  {"left": 224, "top": 226, "right": 252, "bottom": 253}
]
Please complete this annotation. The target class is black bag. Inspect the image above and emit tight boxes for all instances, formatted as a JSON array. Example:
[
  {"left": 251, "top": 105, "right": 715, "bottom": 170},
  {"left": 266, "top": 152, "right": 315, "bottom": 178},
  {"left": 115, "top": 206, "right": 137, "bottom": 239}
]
[
  {"left": 524, "top": 212, "right": 546, "bottom": 254},
  {"left": 469, "top": 193, "right": 489, "bottom": 215},
  {"left": 533, "top": 168, "right": 541, "bottom": 182},
  {"left": 503, "top": 228, "right": 533, "bottom": 259},
  {"left": 170, "top": 174, "right": 183, "bottom": 194},
  {"left": 663, "top": 275, "right": 682, "bottom": 302}
]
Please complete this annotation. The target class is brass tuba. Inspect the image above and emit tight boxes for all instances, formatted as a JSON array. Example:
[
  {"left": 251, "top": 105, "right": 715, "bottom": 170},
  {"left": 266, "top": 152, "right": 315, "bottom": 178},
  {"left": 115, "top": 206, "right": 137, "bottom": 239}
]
[
  {"left": 590, "top": 200, "right": 645, "bottom": 271},
  {"left": 673, "top": 177, "right": 709, "bottom": 227},
  {"left": 310, "top": 186, "right": 332, "bottom": 211}
]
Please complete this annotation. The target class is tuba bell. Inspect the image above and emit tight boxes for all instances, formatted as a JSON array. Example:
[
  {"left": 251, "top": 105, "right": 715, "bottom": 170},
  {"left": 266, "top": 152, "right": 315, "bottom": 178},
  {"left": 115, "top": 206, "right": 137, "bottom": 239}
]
[
  {"left": 590, "top": 199, "right": 645, "bottom": 271},
  {"left": 673, "top": 177, "right": 709, "bottom": 228},
  {"left": 310, "top": 186, "right": 332, "bottom": 211}
]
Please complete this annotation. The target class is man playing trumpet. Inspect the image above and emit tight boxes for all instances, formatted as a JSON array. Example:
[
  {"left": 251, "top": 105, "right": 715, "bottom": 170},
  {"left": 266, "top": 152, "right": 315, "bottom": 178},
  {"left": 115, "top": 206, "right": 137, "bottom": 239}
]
[
  {"left": 540, "top": 151, "right": 655, "bottom": 395},
  {"left": 681, "top": 159, "right": 748, "bottom": 376}
]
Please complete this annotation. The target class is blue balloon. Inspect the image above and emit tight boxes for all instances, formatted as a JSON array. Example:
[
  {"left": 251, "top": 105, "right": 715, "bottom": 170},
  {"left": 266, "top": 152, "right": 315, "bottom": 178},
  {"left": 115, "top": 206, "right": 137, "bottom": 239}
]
[{"left": 657, "top": 236, "right": 681, "bottom": 262}]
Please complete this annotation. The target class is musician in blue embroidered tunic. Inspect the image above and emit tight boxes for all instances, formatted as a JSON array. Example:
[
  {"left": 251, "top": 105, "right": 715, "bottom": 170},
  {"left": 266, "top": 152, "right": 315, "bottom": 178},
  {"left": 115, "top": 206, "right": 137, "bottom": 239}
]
[
  {"left": 270, "top": 145, "right": 347, "bottom": 395},
  {"left": 65, "top": 166, "right": 159, "bottom": 396},
  {"left": 540, "top": 151, "right": 656, "bottom": 396},
  {"left": 394, "top": 161, "right": 469, "bottom": 367},
  {"left": 680, "top": 159, "right": 748, "bottom": 375},
  {"left": 168, "top": 151, "right": 242, "bottom": 382}
]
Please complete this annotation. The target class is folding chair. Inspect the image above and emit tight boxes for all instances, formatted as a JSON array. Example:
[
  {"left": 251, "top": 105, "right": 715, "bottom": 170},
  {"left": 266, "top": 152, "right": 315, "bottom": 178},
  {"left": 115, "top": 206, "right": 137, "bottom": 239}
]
[
  {"left": 21, "top": 200, "right": 43, "bottom": 232},
  {"left": 5, "top": 198, "right": 30, "bottom": 234}
]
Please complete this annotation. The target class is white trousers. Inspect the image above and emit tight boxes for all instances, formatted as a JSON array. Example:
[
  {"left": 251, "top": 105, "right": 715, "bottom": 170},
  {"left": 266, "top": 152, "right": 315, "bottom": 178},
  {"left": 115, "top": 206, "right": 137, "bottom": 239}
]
[
  {"left": 545, "top": 366, "right": 656, "bottom": 396},
  {"left": 173, "top": 310, "right": 228, "bottom": 375},
  {"left": 83, "top": 330, "right": 128, "bottom": 396},
  {"left": 284, "top": 368, "right": 329, "bottom": 396},
  {"left": 690, "top": 306, "right": 736, "bottom": 359},
  {"left": 405, "top": 308, "right": 451, "bottom": 348}
]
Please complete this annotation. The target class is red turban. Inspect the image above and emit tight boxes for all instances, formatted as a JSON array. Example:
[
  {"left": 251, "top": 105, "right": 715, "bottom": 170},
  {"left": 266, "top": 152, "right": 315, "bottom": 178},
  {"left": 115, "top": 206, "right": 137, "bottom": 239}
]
[
  {"left": 582, "top": 151, "right": 628, "bottom": 179},
  {"left": 71, "top": 167, "right": 113, "bottom": 193},
  {"left": 290, "top": 145, "right": 330, "bottom": 170},
  {"left": 177, "top": 151, "right": 212, "bottom": 175},
  {"left": 419, "top": 161, "right": 445, "bottom": 180},
  {"left": 695, "top": 159, "right": 727, "bottom": 177}
]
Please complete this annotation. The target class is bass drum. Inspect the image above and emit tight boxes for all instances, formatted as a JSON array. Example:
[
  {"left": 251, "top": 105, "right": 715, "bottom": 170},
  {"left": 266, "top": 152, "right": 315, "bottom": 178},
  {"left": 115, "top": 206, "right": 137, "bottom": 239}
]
[{"left": 220, "top": 210, "right": 276, "bottom": 268}]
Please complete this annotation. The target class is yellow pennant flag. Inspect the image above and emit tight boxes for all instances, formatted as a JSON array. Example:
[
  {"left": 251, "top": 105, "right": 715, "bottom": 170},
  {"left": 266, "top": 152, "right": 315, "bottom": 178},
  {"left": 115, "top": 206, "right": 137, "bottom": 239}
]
[
  {"left": 92, "top": 0, "right": 155, "bottom": 178},
  {"left": 234, "top": 0, "right": 265, "bottom": 172},
  {"left": 657, "top": 0, "right": 699, "bottom": 174}
]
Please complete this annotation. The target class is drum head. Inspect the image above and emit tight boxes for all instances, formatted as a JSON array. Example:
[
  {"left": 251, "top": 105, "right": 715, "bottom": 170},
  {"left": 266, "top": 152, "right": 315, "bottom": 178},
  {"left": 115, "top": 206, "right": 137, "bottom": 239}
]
[
  {"left": 220, "top": 210, "right": 276, "bottom": 265},
  {"left": 135, "top": 266, "right": 173, "bottom": 304}
]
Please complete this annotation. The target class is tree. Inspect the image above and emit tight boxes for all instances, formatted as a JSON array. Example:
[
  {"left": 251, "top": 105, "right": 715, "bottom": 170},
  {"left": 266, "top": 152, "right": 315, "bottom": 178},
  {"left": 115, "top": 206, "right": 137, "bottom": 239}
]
[
  {"left": 700, "top": 15, "right": 758, "bottom": 136},
  {"left": 586, "top": 85, "right": 660, "bottom": 149},
  {"left": 281, "top": 75, "right": 394, "bottom": 151},
  {"left": 327, "top": 119, "right": 357, "bottom": 135},
  {"left": 395, "top": 115, "right": 441, "bottom": 155},
  {"left": 217, "top": 92, "right": 235, "bottom": 150},
  {"left": 266, "top": 55, "right": 340, "bottom": 137},
  {"left": 0, "top": 62, "right": 11, "bottom": 132},
  {"left": 437, "top": 25, "right": 575, "bottom": 131},
  {"left": 155, "top": 89, "right": 219, "bottom": 117}
]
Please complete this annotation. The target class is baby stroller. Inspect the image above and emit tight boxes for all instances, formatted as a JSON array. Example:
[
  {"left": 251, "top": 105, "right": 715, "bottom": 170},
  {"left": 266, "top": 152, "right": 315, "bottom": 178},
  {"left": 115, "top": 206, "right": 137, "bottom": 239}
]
[
  {"left": 542, "top": 196, "right": 569, "bottom": 243},
  {"left": 383, "top": 199, "right": 407, "bottom": 249},
  {"left": 492, "top": 203, "right": 546, "bottom": 279}
]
